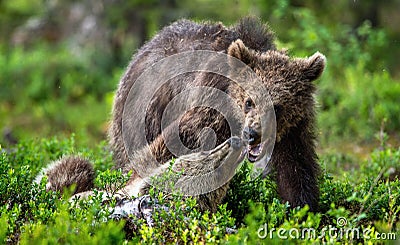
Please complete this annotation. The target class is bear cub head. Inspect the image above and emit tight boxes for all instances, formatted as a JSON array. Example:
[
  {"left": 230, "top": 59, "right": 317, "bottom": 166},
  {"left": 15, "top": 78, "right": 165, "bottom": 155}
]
[{"left": 227, "top": 39, "right": 326, "bottom": 162}]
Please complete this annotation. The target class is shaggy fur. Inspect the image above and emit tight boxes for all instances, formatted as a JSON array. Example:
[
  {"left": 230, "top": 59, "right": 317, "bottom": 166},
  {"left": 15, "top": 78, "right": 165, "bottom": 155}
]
[
  {"left": 110, "top": 17, "right": 276, "bottom": 172},
  {"left": 35, "top": 156, "right": 94, "bottom": 195},
  {"left": 38, "top": 17, "right": 325, "bottom": 212},
  {"left": 69, "top": 137, "right": 243, "bottom": 213}
]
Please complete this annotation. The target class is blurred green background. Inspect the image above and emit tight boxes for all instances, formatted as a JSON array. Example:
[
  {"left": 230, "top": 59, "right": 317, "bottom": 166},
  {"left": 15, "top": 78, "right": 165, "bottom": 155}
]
[{"left": 1, "top": 0, "right": 399, "bottom": 157}]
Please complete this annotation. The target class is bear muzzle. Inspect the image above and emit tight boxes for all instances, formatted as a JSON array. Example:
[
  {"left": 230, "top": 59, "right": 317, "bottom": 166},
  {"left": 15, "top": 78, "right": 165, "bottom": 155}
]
[{"left": 242, "top": 126, "right": 264, "bottom": 162}]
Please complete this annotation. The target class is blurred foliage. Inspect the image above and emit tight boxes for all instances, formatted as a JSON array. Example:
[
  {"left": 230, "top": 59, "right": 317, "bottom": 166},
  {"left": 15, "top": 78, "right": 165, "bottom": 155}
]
[
  {"left": 0, "top": 44, "right": 120, "bottom": 146},
  {"left": 0, "top": 0, "right": 400, "bottom": 145},
  {"left": 1, "top": 0, "right": 399, "bottom": 150}
]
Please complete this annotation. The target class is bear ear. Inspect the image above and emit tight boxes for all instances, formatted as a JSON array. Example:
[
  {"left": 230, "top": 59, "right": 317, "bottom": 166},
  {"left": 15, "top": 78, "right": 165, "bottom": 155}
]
[
  {"left": 227, "top": 39, "right": 252, "bottom": 65},
  {"left": 301, "top": 52, "right": 326, "bottom": 81}
]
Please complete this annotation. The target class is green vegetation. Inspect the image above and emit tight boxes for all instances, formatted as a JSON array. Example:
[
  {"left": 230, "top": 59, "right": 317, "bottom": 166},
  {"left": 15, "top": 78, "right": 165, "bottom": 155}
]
[
  {"left": 0, "top": 0, "right": 399, "bottom": 244},
  {"left": 0, "top": 137, "right": 399, "bottom": 243}
]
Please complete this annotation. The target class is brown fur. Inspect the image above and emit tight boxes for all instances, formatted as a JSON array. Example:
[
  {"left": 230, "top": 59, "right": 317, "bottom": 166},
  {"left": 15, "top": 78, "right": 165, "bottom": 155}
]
[
  {"left": 109, "top": 17, "right": 325, "bottom": 211},
  {"left": 35, "top": 156, "right": 94, "bottom": 195},
  {"left": 227, "top": 40, "right": 325, "bottom": 210},
  {"left": 109, "top": 17, "right": 276, "bottom": 172},
  {"left": 39, "top": 17, "right": 325, "bottom": 212},
  {"left": 68, "top": 137, "right": 242, "bottom": 213},
  {"left": 116, "top": 137, "right": 243, "bottom": 212}
]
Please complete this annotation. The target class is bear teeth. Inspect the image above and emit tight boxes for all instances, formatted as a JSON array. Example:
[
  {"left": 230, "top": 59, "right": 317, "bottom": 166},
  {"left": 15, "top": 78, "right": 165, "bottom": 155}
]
[
  {"left": 247, "top": 143, "right": 263, "bottom": 162},
  {"left": 249, "top": 143, "right": 262, "bottom": 155}
]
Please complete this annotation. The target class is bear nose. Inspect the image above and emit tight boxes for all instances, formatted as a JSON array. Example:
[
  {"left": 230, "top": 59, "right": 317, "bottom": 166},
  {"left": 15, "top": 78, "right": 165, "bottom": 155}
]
[{"left": 242, "top": 127, "right": 259, "bottom": 145}]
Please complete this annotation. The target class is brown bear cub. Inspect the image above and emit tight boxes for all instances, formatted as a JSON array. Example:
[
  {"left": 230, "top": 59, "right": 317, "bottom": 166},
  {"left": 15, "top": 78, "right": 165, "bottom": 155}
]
[{"left": 38, "top": 17, "right": 325, "bottom": 212}]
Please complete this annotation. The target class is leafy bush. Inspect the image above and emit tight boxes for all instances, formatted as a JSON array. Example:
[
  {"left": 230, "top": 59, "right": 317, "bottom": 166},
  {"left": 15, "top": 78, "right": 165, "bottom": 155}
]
[
  {"left": 0, "top": 138, "right": 399, "bottom": 243},
  {"left": 224, "top": 161, "right": 278, "bottom": 225},
  {"left": 0, "top": 136, "right": 109, "bottom": 242}
]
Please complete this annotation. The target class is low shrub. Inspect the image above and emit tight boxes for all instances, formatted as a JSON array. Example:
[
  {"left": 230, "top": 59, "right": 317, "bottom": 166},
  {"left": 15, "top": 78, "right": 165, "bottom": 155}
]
[{"left": 0, "top": 137, "right": 398, "bottom": 243}]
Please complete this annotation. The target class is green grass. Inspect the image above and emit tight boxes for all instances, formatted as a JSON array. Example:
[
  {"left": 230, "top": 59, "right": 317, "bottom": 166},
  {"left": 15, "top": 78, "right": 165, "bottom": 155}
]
[{"left": 0, "top": 136, "right": 398, "bottom": 244}]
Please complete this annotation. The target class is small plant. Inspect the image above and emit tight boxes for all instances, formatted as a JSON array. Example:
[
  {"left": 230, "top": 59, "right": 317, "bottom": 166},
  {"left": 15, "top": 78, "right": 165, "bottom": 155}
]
[
  {"left": 224, "top": 161, "right": 278, "bottom": 225},
  {"left": 94, "top": 169, "right": 132, "bottom": 198}
]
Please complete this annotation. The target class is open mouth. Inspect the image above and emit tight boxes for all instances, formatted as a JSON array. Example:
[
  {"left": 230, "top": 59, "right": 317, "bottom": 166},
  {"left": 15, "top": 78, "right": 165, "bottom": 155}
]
[{"left": 246, "top": 142, "right": 264, "bottom": 162}]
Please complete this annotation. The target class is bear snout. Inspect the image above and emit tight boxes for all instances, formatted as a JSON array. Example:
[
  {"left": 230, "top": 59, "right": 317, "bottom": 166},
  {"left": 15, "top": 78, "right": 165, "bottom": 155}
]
[{"left": 242, "top": 126, "right": 261, "bottom": 145}]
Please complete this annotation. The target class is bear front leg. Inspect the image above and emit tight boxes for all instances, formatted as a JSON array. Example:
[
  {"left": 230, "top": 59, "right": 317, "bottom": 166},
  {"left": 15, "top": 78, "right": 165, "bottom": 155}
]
[
  {"left": 271, "top": 127, "right": 320, "bottom": 212},
  {"left": 150, "top": 136, "right": 244, "bottom": 212}
]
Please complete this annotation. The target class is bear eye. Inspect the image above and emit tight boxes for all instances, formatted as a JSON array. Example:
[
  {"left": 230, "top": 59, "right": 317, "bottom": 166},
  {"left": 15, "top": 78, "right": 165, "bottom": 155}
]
[{"left": 244, "top": 98, "right": 253, "bottom": 111}]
